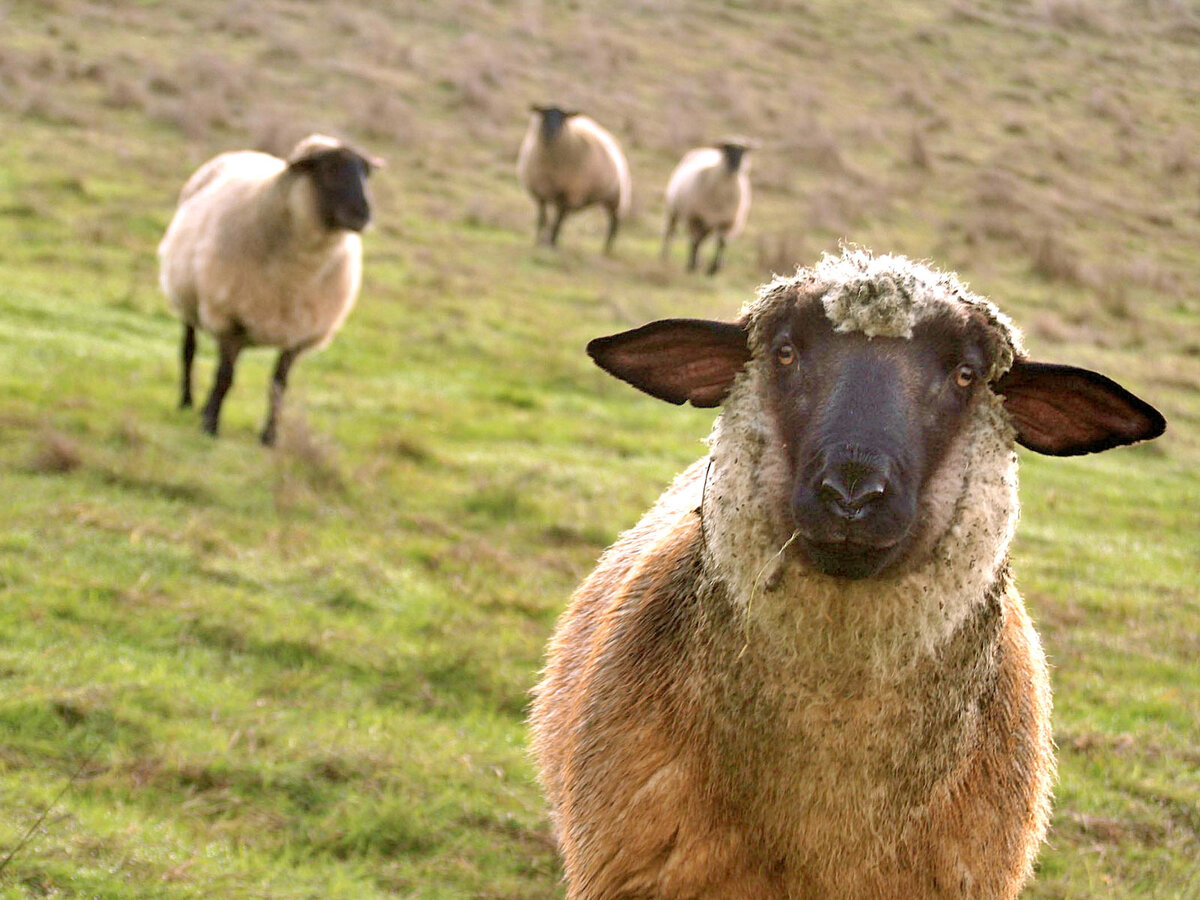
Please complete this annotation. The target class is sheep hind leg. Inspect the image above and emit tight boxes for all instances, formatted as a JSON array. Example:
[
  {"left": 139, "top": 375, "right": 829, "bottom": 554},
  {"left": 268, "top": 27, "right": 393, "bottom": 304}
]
[
  {"left": 535, "top": 201, "right": 547, "bottom": 244},
  {"left": 603, "top": 203, "right": 620, "bottom": 255},
  {"left": 260, "top": 347, "right": 300, "bottom": 447},
  {"left": 660, "top": 212, "right": 677, "bottom": 261},
  {"left": 706, "top": 235, "right": 727, "bottom": 276},
  {"left": 179, "top": 323, "right": 196, "bottom": 409},
  {"left": 201, "top": 331, "right": 244, "bottom": 437}
]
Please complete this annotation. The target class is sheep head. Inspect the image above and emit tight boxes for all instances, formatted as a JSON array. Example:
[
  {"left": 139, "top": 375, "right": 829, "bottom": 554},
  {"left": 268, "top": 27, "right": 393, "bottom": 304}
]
[
  {"left": 589, "top": 251, "right": 1165, "bottom": 583},
  {"left": 286, "top": 134, "right": 380, "bottom": 233}
]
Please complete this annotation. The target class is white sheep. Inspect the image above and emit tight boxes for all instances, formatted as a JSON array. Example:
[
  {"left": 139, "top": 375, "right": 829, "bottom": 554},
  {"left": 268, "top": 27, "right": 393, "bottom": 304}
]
[
  {"left": 661, "top": 139, "right": 754, "bottom": 275},
  {"left": 530, "top": 249, "right": 1165, "bottom": 899},
  {"left": 158, "top": 134, "right": 379, "bottom": 445},
  {"left": 516, "top": 105, "right": 631, "bottom": 253}
]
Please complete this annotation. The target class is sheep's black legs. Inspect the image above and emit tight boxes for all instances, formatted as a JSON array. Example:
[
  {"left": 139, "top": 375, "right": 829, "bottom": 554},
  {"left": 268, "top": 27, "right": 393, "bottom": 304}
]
[
  {"left": 547, "top": 203, "right": 567, "bottom": 247},
  {"left": 260, "top": 347, "right": 300, "bottom": 447},
  {"left": 179, "top": 324, "right": 196, "bottom": 409},
  {"left": 535, "top": 201, "right": 547, "bottom": 244},
  {"left": 660, "top": 213, "right": 677, "bottom": 261},
  {"left": 686, "top": 237, "right": 702, "bottom": 272},
  {"left": 201, "top": 332, "right": 243, "bottom": 437},
  {"left": 603, "top": 204, "right": 620, "bottom": 255},
  {"left": 707, "top": 235, "right": 727, "bottom": 276}
]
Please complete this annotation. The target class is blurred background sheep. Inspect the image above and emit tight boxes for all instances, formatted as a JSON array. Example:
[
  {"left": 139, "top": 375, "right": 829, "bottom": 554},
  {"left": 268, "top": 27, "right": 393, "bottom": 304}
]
[
  {"left": 158, "top": 134, "right": 379, "bottom": 445},
  {"left": 516, "top": 105, "right": 631, "bottom": 253},
  {"left": 661, "top": 139, "right": 754, "bottom": 275}
]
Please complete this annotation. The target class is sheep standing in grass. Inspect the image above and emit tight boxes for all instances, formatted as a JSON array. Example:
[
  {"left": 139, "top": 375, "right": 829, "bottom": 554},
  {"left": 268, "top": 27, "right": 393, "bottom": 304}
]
[
  {"left": 158, "top": 134, "right": 379, "bottom": 445},
  {"left": 661, "top": 140, "right": 753, "bottom": 275},
  {"left": 530, "top": 250, "right": 1165, "bottom": 899},
  {"left": 517, "top": 105, "right": 631, "bottom": 253}
]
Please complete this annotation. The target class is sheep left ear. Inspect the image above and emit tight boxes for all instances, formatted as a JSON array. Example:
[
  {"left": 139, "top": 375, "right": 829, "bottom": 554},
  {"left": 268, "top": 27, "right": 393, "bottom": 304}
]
[
  {"left": 587, "top": 319, "right": 750, "bottom": 408},
  {"left": 994, "top": 359, "right": 1166, "bottom": 456}
]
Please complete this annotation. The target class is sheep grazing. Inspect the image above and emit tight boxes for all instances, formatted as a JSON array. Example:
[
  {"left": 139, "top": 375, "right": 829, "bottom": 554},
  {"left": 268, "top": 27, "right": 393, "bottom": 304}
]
[
  {"left": 530, "top": 249, "right": 1166, "bottom": 899},
  {"left": 517, "top": 105, "right": 631, "bottom": 253},
  {"left": 158, "top": 134, "right": 380, "bottom": 445},
  {"left": 662, "top": 140, "right": 754, "bottom": 275}
]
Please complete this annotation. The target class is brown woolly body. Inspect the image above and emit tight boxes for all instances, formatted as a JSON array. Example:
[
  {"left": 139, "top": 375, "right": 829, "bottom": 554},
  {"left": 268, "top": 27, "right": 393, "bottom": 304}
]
[{"left": 532, "top": 462, "right": 1051, "bottom": 899}]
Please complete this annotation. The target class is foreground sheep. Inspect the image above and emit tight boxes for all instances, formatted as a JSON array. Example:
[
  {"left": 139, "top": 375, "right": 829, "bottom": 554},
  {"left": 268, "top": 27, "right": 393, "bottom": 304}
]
[
  {"left": 158, "top": 134, "right": 379, "bottom": 445},
  {"left": 517, "top": 105, "right": 631, "bottom": 253},
  {"left": 530, "top": 250, "right": 1165, "bottom": 899},
  {"left": 662, "top": 140, "right": 754, "bottom": 275}
]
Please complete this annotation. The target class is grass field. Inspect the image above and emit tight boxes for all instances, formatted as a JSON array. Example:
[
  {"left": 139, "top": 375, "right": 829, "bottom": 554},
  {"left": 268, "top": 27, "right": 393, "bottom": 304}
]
[{"left": 0, "top": 0, "right": 1198, "bottom": 896}]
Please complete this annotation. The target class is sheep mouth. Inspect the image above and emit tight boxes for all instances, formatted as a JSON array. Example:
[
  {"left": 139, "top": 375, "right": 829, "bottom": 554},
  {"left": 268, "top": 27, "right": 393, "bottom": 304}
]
[{"left": 798, "top": 537, "right": 902, "bottom": 580}]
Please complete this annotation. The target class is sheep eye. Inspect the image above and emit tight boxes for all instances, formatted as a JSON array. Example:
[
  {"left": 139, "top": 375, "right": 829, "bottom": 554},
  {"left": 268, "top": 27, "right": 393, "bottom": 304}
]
[
  {"left": 954, "top": 364, "right": 975, "bottom": 388},
  {"left": 776, "top": 343, "right": 796, "bottom": 367}
]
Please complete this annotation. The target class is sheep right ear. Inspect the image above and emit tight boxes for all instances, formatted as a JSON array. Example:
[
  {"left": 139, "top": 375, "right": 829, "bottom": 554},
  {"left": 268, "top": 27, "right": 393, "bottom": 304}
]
[{"left": 587, "top": 319, "right": 750, "bottom": 408}]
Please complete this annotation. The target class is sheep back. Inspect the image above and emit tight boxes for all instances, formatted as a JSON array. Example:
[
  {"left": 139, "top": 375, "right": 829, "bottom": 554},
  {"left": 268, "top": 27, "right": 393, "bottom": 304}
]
[
  {"left": 158, "top": 146, "right": 362, "bottom": 351},
  {"left": 517, "top": 113, "right": 631, "bottom": 216}
]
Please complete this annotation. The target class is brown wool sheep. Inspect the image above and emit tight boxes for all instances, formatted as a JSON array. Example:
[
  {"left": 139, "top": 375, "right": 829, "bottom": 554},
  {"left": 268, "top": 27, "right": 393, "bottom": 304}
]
[
  {"left": 530, "top": 250, "right": 1166, "bottom": 899},
  {"left": 517, "top": 105, "right": 631, "bottom": 253},
  {"left": 662, "top": 140, "right": 754, "bottom": 275},
  {"left": 158, "top": 134, "right": 380, "bottom": 445}
]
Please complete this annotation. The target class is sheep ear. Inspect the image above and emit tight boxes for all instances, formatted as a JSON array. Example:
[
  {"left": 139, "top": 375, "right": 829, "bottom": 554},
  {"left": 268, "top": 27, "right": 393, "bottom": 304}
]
[
  {"left": 587, "top": 319, "right": 750, "bottom": 408},
  {"left": 994, "top": 359, "right": 1166, "bottom": 456}
]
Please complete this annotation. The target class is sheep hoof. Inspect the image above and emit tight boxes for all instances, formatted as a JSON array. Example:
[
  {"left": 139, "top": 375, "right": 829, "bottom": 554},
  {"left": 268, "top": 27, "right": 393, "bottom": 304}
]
[
  {"left": 260, "top": 428, "right": 277, "bottom": 447},
  {"left": 201, "top": 417, "right": 219, "bottom": 437},
  {"left": 179, "top": 396, "right": 193, "bottom": 409}
]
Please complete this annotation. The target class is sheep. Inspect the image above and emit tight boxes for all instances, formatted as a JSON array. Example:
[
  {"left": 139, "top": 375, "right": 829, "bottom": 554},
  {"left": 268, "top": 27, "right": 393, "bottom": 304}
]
[
  {"left": 529, "top": 249, "right": 1166, "bottom": 899},
  {"left": 516, "top": 105, "right": 631, "bottom": 253},
  {"left": 158, "top": 133, "right": 379, "bottom": 445},
  {"left": 661, "top": 139, "right": 754, "bottom": 275}
]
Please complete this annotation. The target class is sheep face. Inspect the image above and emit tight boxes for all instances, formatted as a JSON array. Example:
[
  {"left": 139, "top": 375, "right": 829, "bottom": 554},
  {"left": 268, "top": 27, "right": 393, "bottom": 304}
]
[
  {"left": 588, "top": 255, "right": 1165, "bottom": 581},
  {"left": 718, "top": 142, "right": 749, "bottom": 174},
  {"left": 530, "top": 104, "right": 580, "bottom": 143},
  {"left": 288, "top": 147, "right": 375, "bottom": 233},
  {"left": 762, "top": 300, "right": 995, "bottom": 578}
]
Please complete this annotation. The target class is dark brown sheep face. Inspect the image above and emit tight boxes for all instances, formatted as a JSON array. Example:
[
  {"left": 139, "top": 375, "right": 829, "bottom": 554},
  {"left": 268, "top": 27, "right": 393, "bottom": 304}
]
[
  {"left": 719, "top": 143, "right": 748, "bottom": 174},
  {"left": 532, "top": 104, "right": 580, "bottom": 143},
  {"left": 587, "top": 307, "right": 1166, "bottom": 579},
  {"left": 290, "top": 147, "right": 374, "bottom": 232}
]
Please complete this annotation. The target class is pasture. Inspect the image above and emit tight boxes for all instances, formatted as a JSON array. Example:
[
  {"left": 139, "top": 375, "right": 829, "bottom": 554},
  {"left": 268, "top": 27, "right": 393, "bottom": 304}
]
[{"left": 0, "top": 0, "right": 1197, "bottom": 896}]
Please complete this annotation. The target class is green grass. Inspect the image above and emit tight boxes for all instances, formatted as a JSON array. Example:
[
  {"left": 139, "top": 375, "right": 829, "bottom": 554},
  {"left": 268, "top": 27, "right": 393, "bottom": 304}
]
[{"left": 1, "top": 0, "right": 1198, "bottom": 896}]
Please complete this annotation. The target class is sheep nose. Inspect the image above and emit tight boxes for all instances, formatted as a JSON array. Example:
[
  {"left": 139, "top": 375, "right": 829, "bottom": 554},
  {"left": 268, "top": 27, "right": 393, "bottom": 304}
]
[{"left": 818, "top": 463, "right": 887, "bottom": 520}]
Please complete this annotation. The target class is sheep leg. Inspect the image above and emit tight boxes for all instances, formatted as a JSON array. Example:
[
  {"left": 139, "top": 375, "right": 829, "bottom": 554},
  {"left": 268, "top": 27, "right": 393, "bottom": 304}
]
[
  {"left": 201, "top": 332, "right": 244, "bottom": 437},
  {"left": 603, "top": 203, "right": 620, "bottom": 255},
  {"left": 260, "top": 347, "right": 300, "bottom": 447},
  {"left": 661, "top": 213, "right": 678, "bottom": 261},
  {"left": 707, "top": 235, "right": 727, "bottom": 276},
  {"left": 687, "top": 234, "right": 703, "bottom": 273},
  {"left": 179, "top": 324, "right": 196, "bottom": 409},
  {"left": 547, "top": 202, "right": 567, "bottom": 247},
  {"left": 535, "top": 201, "right": 547, "bottom": 244}
]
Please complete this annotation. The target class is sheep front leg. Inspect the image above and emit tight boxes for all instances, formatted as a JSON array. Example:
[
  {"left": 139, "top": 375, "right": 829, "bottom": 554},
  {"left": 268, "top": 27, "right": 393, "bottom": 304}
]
[
  {"left": 201, "top": 332, "right": 244, "bottom": 437},
  {"left": 260, "top": 347, "right": 300, "bottom": 447},
  {"left": 707, "top": 235, "right": 727, "bottom": 276},
  {"left": 547, "top": 202, "right": 568, "bottom": 247},
  {"left": 180, "top": 323, "right": 196, "bottom": 409},
  {"left": 535, "top": 200, "right": 547, "bottom": 244}
]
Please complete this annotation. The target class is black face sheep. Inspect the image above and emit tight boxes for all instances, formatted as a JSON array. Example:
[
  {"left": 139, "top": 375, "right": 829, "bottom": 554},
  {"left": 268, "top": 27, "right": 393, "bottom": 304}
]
[
  {"left": 529, "top": 250, "right": 1165, "bottom": 899},
  {"left": 158, "top": 134, "right": 380, "bottom": 445},
  {"left": 662, "top": 140, "right": 754, "bottom": 275},
  {"left": 517, "top": 105, "right": 632, "bottom": 253}
]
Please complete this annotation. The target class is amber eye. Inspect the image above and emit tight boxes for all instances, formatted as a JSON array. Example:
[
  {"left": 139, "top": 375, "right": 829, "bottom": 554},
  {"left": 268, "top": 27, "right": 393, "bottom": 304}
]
[
  {"left": 954, "top": 364, "right": 975, "bottom": 388},
  {"left": 777, "top": 343, "right": 796, "bottom": 366}
]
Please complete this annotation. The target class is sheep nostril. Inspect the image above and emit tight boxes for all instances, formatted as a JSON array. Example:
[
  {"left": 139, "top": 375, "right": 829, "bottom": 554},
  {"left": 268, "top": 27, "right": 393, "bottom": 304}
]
[{"left": 819, "top": 471, "right": 886, "bottom": 519}]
